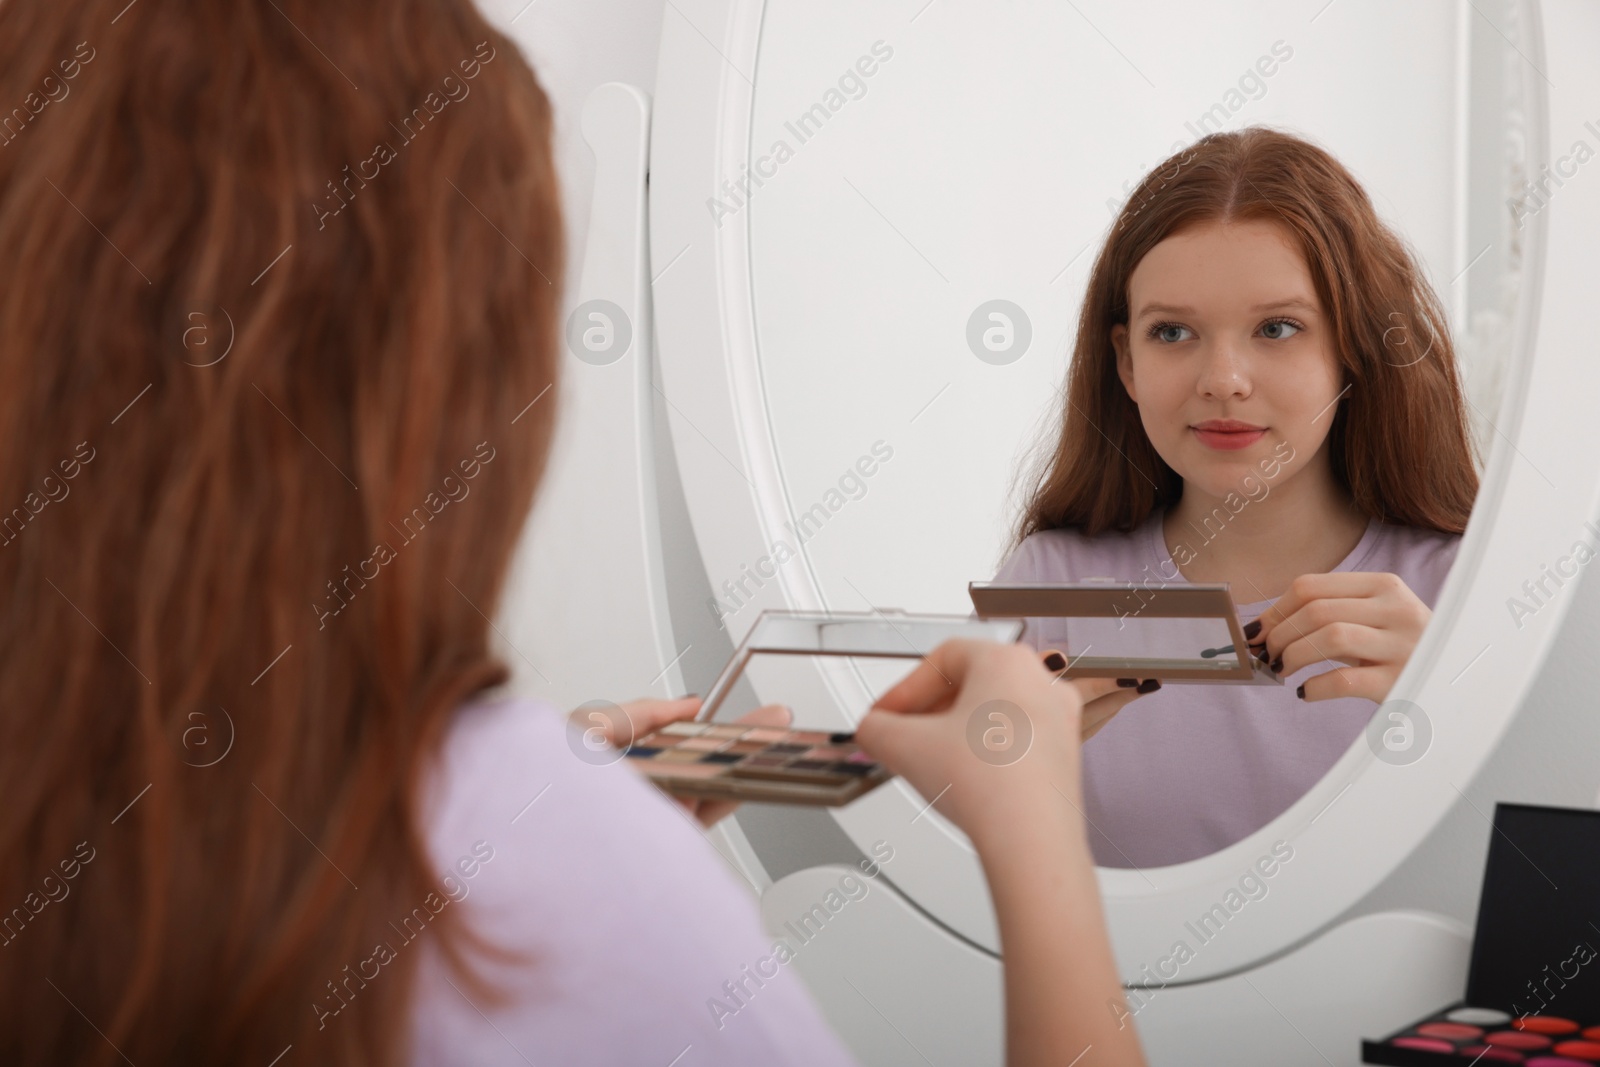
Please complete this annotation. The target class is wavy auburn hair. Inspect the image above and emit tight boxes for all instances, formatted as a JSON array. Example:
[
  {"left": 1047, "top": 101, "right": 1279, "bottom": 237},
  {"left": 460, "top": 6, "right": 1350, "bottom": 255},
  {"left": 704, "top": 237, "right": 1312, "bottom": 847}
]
[
  {"left": 1010, "top": 125, "right": 1478, "bottom": 551},
  {"left": 0, "top": 1, "right": 562, "bottom": 1063}
]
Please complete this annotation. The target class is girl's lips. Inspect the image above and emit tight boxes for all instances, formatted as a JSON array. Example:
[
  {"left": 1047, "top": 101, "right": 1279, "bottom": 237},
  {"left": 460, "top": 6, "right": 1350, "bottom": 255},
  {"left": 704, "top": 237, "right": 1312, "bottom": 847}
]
[{"left": 1192, "top": 427, "right": 1266, "bottom": 451}]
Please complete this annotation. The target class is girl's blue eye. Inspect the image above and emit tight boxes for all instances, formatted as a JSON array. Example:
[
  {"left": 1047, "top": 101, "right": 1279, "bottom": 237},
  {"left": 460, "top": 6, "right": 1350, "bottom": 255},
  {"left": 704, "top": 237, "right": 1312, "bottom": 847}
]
[
  {"left": 1147, "top": 322, "right": 1192, "bottom": 343},
  {"left": 1260, "top": 318, "right": 1302, "bottom": 340}
]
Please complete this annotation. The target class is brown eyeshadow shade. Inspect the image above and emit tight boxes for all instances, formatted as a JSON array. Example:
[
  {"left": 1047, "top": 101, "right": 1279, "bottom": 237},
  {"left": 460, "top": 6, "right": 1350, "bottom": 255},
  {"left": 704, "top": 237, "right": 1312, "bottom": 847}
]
[
  {"left": 785, "top": 731, "right": 833, "bottom": 745},
  {"left": 638, "top": 761, "right": 723, "bottom": 779},
  {"left": 654, "top": 749, "right": 704, "bottom": 764},
  {"left": 742, "top": 728, "right": 789, "bottom": 742},
  {"left": 724, "top": 741, "right": 768, "bottom": 754},
  {"left": 678, "top": 737, "right": 725, "bottom": 752}
]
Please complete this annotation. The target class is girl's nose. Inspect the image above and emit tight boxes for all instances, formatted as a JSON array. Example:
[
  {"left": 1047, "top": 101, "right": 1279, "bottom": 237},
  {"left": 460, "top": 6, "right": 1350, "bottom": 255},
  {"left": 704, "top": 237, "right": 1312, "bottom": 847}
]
[{"left": 1196, "top": 341, "right": 1252, "bottom": 399}]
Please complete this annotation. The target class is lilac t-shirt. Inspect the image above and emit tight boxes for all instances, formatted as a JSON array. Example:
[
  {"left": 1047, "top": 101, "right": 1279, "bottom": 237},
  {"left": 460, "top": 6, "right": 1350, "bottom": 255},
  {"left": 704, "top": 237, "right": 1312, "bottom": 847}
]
[
  {"left": 993, "top": 508, "right": 1461, "bottom": 868},
  {"left": 404, "top": 695, "right": 860, "bottom": 1066}
]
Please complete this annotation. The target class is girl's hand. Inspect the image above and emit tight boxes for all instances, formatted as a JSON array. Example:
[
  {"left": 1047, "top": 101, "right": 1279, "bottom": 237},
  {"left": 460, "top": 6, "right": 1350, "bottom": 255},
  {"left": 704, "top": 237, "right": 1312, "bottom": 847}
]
[
  {"left": 1039, "top": 651, "right": 1161, "bottom": 741},
  {"left": 1247, "top": 572, "right": 1432, "bottom": 703},
  {"left": 853, "top": 639, "right": 1126, "bottom": 846},
  {"left": 571, "top": 696, "right": 792, "bottom": 829}
]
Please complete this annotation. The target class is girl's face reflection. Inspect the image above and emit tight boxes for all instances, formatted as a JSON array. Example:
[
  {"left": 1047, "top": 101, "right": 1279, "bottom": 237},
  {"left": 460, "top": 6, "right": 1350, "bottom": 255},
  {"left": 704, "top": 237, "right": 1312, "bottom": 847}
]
[{"left": 1110, "top": 218, "right": 1345, "bottom": 502}]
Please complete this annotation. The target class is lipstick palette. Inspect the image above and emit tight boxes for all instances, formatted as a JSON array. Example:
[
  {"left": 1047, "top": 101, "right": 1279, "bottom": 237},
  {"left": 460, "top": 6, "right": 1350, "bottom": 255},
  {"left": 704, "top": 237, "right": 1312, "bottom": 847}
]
[{"left": 1362, "top": 802, "right": 1600, "bottom": 1065}]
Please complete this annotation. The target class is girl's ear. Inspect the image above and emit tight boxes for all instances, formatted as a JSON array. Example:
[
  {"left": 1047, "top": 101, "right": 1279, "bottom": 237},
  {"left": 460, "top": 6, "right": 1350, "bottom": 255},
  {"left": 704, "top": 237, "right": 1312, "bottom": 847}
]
[{"left": 1110, "top": 323, "right": 1137, "bottom": 403}]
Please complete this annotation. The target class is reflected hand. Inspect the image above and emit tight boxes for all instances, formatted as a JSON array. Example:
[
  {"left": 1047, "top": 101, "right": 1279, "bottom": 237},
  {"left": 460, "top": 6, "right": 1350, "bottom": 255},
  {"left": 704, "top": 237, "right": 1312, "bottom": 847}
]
[
  {"left": 573, "top": 696, "right": 792, "bottom": 829},
  {"left": 1040, "top": 651, "right": 1160, "bottom": 741},
  {"left": 1248, "top": 571, "right": 1432, "bottom": 702}
]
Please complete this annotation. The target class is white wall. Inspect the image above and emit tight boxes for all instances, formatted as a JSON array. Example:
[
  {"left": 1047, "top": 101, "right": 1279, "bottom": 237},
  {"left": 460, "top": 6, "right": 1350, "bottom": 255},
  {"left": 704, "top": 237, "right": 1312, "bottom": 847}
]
[{"left": 486, "top": 0, "right": 1600, "bottom": 950}]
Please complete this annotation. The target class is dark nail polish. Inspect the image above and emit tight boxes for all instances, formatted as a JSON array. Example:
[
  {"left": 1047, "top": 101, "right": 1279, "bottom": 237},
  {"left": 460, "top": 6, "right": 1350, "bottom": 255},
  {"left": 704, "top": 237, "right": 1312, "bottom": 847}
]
[
  {"left": 1116, "top": 678, "right": 1139, "bottom": 688},
  {"left": 1136, "top": 678, "right": 1162, "bottom": 694},
  {"left": 1256, "top": 646, "right": 1271, "bottom": 663},
  {"left": 1043, "top": 651, "right": 1067, "bottom": 672},
  {"left": 1295, "top": 683, "right": 1305, "bottom": 700},
  {"left": 1243, "top": 620, "right": 1262, "bottom": 639},
  {"left": 1270, "top": 657, "right": 1283, "bottom": 674},
  {"left": 830, "top": 731, "right": 855, "bottom": 743}
]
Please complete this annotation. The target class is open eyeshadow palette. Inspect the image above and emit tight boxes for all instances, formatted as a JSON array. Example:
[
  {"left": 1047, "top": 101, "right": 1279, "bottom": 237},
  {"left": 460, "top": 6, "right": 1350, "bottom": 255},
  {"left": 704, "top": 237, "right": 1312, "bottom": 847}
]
[
  {"left": 627, "top": 609, "right": 1024, "bottom": 808},
  {"left": 968, "top": 580, "right": 1282, "bottom": 684},
  {"left": 1362, "top": 802, "right": 1600, "bottom": 1065},
  {"left": 625, "top": 722, "right": 888, "bottom": 807}
]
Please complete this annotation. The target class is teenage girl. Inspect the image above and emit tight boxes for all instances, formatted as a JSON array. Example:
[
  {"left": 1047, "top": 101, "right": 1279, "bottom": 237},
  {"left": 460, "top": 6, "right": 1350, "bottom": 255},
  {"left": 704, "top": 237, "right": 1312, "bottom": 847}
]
[
  {"left": 996, "top": 126, "right": 1477, "bottom": 868},
  {"left": 0, "top": 3, "right": 1145, "bottom": 1065}
]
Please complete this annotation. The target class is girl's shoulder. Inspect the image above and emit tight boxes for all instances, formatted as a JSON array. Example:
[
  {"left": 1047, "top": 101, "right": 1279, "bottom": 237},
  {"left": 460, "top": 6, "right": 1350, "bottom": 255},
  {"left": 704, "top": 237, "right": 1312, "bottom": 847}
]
[{"left": 993, "top": 513, "right": 1164, "bottom": 585}]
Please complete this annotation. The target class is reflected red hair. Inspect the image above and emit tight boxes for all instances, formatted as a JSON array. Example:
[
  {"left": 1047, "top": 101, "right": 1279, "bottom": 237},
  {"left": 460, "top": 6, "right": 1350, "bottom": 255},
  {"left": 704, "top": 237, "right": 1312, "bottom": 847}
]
[{"left": 1010, "top": 126, "right": 1478, "bottom": 550}]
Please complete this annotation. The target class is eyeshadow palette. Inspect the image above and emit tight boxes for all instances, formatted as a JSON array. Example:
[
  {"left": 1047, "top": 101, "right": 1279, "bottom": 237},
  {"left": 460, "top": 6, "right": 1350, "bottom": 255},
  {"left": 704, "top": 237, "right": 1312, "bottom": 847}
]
[
  {"left": 967, "top": 580, "right": 1282, "bottom": 684},
  {"left": 1363, "top": 1003, "right": 1600, "bottom": 1063},
  {"left": 1363, "top": 803, "right": 1600, "bottom": 1065},
  {"left": 625, "top": 721, "right": 891, "bottom": 807}
]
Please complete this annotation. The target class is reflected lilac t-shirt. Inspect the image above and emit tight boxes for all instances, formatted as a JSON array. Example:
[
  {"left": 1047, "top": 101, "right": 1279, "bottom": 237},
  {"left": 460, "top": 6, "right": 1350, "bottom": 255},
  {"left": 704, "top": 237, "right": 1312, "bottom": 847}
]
[
  {"left": 992, "top": 508, "right": 1461, "bottom": 868},
  {"left": 404, "top": 695, "right": 861, "bottom": 1066}
]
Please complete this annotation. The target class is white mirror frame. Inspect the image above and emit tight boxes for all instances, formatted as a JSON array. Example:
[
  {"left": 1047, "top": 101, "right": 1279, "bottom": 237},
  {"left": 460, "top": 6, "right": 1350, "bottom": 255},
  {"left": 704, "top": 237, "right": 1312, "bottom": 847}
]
[{"left": 650, "top": 0, "right": 1600, "bottom": 980}]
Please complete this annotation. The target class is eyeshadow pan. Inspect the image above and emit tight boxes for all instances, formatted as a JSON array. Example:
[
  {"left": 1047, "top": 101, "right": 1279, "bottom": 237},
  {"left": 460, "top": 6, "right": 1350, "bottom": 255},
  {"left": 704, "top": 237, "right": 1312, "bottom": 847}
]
[
  {"left": 1586, "top": 1028, "right": 1600, "bottom": 1042},
  {"left": 1552, "top": 1042, "right": 1600, "bottom": 1060},
  {"left": 702, "top": 724, "right": 749, "bottom": 739},
  {"left": 658, "top": 722, "right": 707, "bottom": 736},
  {"left": 724, "top": 741, "right": 768, "bottom": 754},
  {"left": 785, "top": 730, "right": 833, "bottom": 745},
  {"left": 845, "top": 750, "right": 875, "bottom": 764},
  {"left": 678, "top": 737, "right": 726, "bottom": 752},
  {"left": 742, "top": 728, "right": 789, "bottom": 742},
  {"left": 641, "top": 761, "right": 725, "bottom": 780},
  {"left": 1520, "top": 1018, "right": 1582, "bottom": 1036},
  {"left": 1459, "top": 1047, "right": 1528, "bottom": 1063},
  {"left": 1391, "top": 1037, "right": 1455, "bottom": 1052},
  {"left": 743, "top": 756, "right": 789, "bottom": 767},
  {"left": 623, "top": 746, "right": 662, "bottom": 759},
  {"left": 1524, "top": 1057, "right": 1592, "bottom": 1066},
  {"left": 1450, "top": 1008, "right": 1514, "bottom": 1026},
  {"left": 1417, "top": 1022, "right": 1483, "bottom": 1040},
  {"left": 700, "top": 752, "right": 743, "bottom": 764},
  {"left": 806, "top": 746, "right": 854, "bottom": 760},
  {"left": 654, "top": 749, "right": 705, "bottom": 763},
  {"left": 766, "top": 742, "right": 811, "bottom": 755},
  {"left": 1490, "top": 1032, "right": 1555, "bottom": 1050}
]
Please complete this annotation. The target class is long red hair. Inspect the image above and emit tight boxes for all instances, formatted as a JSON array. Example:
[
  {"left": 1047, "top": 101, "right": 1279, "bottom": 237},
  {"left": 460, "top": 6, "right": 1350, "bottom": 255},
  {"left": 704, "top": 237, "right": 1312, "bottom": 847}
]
[
  {"left": 0, "top": 1, "right": 563, "bottom": 1062},
  {"left": 1010, "top": 126, "right": 1478, "bottom": 551}
]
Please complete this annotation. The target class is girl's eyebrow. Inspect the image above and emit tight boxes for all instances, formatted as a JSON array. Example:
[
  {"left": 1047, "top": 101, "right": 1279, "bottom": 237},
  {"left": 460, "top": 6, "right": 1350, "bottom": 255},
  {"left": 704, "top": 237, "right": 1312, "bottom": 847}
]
[{"left": 1134, "top": 297, "right": 1318, "bottom": 319}]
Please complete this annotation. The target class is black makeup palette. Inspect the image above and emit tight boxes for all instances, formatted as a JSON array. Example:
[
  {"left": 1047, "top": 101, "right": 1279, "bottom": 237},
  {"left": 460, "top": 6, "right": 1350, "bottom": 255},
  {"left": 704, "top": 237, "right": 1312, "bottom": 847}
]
[
  {"left": 625, "top": 722, "right": 890, "bottom": 806},
  {"left": 1363, "top": 802, "right": 1600, "bottom": 1065}
]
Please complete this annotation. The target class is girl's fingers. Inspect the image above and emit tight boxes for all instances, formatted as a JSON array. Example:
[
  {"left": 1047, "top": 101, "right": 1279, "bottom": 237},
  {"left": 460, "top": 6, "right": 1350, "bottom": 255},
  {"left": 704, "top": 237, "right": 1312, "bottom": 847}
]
[
  {"left": 1276, "top": 621, "right": 1393, "bottom": 678},
  {"left": 1259, "top": 596, "right": 1410, "bottom": 659},
  {"left": 1069, "top": 677, "right": 1126, "bottom": 703},
  {"left": 1251, "top": 571, "right": 1408, "bottom": 637},
  {"left": 1297, "top": 664, "right": 1394, "bottom": 703},
  {"left": 871, "top": 639, "right": 988, "bottom": 715}
]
